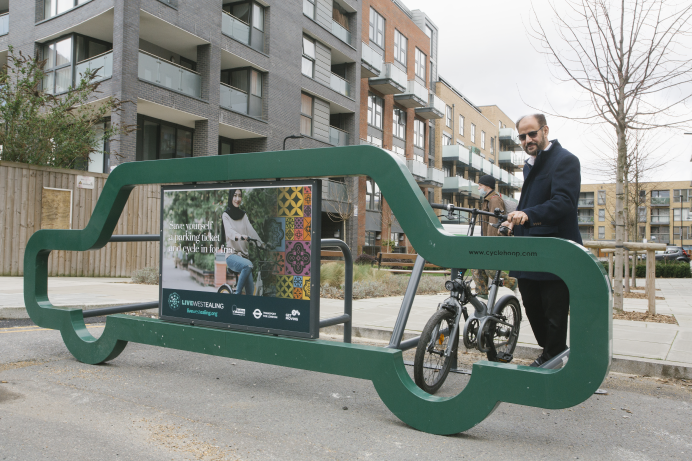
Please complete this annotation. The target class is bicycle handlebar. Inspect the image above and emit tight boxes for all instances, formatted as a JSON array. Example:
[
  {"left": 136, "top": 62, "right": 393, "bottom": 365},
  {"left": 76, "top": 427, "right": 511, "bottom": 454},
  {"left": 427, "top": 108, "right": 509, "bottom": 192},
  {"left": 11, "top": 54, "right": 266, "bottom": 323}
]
[{"left": 431, "top": 203, "right": 509, "bottom": 222}]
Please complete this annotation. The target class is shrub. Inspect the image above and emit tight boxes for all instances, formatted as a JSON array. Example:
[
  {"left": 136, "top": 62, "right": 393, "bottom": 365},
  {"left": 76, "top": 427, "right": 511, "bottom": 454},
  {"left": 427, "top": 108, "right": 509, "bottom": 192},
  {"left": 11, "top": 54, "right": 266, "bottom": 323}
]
[
  {"left": 354, "top": 253, "right": 376, "bottom": 265},
  {"left": 191, "top": 253, "right": 215, "bottom": 272},
  {"left": 602, "top": 261, "right": 691, "bottom": 278},
  {"left": 131, "top": 267, "right": 159, "bottom": 285}
]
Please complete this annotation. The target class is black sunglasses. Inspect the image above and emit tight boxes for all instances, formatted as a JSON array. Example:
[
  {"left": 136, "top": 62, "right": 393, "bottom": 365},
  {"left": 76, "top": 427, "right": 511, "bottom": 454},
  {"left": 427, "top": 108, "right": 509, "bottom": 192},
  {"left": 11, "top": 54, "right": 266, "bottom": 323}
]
[{"left": 518, "top": 125, "right": 546, "bottom": 142}]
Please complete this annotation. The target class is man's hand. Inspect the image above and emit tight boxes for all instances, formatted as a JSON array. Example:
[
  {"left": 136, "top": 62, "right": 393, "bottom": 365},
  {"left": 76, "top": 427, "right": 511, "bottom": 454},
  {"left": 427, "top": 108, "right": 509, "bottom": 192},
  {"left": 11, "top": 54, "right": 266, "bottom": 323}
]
[{"left": 507, "top": 211, "right": 529, "bottom": 225}]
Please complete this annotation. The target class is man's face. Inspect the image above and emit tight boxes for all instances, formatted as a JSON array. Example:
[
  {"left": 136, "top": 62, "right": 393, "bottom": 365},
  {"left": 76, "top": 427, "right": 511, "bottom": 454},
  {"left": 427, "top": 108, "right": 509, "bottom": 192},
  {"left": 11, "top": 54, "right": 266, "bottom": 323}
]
[
  {"left": 479, "top": 184, "right": 493, "bottom": 195},
  {"left": 518, "top": 117, "right": 549, "bottom": 156}
]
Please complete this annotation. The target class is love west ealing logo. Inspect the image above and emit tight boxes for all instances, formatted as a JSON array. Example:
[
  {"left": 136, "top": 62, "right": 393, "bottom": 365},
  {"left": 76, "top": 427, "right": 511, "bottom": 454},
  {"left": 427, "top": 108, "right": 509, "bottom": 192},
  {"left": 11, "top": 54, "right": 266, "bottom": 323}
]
[{"left": 167, "top": 292, "right": 224, "bottom": 318}]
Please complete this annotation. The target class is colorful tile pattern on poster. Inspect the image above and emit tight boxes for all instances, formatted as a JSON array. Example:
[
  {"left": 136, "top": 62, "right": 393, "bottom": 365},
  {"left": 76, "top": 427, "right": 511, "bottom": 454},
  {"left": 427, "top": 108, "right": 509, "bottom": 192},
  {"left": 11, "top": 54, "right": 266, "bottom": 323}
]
[
  {"left": 278, "top": 187, "right": 304, "bottom": 217},
  {"left": 265, "top": 217, "right": 286, "bottom": 252},
  {"left": 285, "top": 241, "right": 311, "bottom": 276},
  {"left": 276, "top": 275, "right": 293, "bottom": 299}
]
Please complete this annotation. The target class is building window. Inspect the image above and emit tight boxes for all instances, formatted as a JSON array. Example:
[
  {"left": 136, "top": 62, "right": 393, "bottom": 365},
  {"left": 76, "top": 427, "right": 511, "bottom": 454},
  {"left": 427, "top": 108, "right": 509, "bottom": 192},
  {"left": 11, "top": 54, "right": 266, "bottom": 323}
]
[
  {"left": 302, "top": 35, "right": 315, "bottom": 77},
  {"left": 219, "top": 137, "right": 233, "bottom": 156},
  {"left": 490, "top": 137, "right": 495, "bottom": 156},
  {"left": 445, "top": 105, "right": 452, "bottom": 128},
  {"left": 394, "top": 30, "right": 407, "bottom": 66},
  {"left": 425, "top": 25, "right": 433, "bottom": 58},
  {"left": 638, "top": 206, "right": 647, "bottom": 222},
  {"left": 366, "top": 135, "right": 382, "bottom": 147},
  {"left": 597, "top": 190, "right": 606, "bottom": 205},
  {"left": 639, "top": 225, "right": 646, "bottom": 238},
  {"left": 598, "top": 226, "right": 605, "bottom": 239},
  {"left": 499, "top": 120, "right": 503, "bottom": 129},
  {"left": 481, "top": 131, "right": 486, "bottom": 149},
  {"left": 40, "top": 36, "right": 73, "bottom": 94},
  {"left": 300, "top": 93, "right": 313, "bottom": 136},
  {"left": 674, "top": 208, "right": 691, "bottom": 221},
  {"left": 651, "top": 208, "right": 669, "bottom": 224},
  {"left": 442, "top": 133, "right": 452, "bottom": 146},
  {"left": 674, "top": 189, "right": 692, "bottom": 202},
  {"left": 415, "top": 48, "right": 426, "bottom": 80},
  {"left": 220, "top": 67, "right": 263, "bottom": 117},
  {"left": 414, "top": 119, "right": 425, "bottom": 149},
  {"left": 674, "top": 226, "right": 690, "bottom": 239},
  {"left": 459, "top": 115, "right": 464, "bottom": 136},
  {"left": 639, "top": 190, "right": 646, "bottom": 202},
  {"left": 303, "top": 0, "right": 315, "bottom": 18},
  {"left": 367, "top": 93, "right": 383, "bottom": 129},
  {"left": 392, "top": 145, "right": 405, "bottom": 157},
  {"left": 598, "top": 209, "right": 605, "bottom": 221},
  {"left": 369, "top": 8, "right": 385, "bottom": 49},
  {"left": 136, "top": 115, "right": 193, "bottom": 161},
  {"left": 443, "top": 166, "right": 451, "bottom": 176},
  {"left": 366, "top": 178, "right": 381, "bottom": 211},
  {"left": 471, "top": 124, "right": 476, "bottom": 143},
  {"left": 44, "top": 0, "right": 93, "bottom": 20},
  {"left": 393, "top": 107, "right": 406, "bottom": 140}
]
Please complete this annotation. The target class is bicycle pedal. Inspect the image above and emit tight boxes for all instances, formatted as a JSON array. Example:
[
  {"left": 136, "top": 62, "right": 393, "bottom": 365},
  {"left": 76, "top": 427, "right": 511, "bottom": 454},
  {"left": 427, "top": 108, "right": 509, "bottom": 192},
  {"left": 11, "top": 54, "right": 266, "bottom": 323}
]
[{"left": 495, "top": 352, "right": 513, "bottom": 363}]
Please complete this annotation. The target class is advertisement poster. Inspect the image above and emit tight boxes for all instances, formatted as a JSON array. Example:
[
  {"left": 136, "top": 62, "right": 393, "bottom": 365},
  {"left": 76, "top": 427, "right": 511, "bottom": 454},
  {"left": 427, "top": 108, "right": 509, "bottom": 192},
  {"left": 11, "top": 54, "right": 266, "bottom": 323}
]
[{"left": 159, "top": 180, "right": 321, "bottom": 338}]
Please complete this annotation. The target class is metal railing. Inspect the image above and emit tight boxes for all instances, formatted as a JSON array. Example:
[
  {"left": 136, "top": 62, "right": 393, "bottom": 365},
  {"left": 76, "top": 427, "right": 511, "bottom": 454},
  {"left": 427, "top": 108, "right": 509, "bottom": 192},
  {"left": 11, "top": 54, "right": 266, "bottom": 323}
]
[
  {"left": 580, "top": 233, "right": 594, "bottom": 241},
  {"left": 75, "top": 50, "right": 113, "bottom": 82},
  {"left": 329, "top": 126, "right": 349, "bottom": 146},
  {"left": 426, "top": 167, "right": 444, "bottom": 185},
  {"left": 402, "top": 79, "right": 428, "bottom": 101},
  {"left": 499, "top": 127, "right": 519, "bottom": 144},
  {"left": 322, "top": 179, "right": 349, "bottom": 203},
  {"left": 330, "top": 73, "right": 351, "bottom": 97},
  {"left": 319, "top": 239, "right": 352, "bottom": 343},
  {"left": 0, "top": 13, "right": 9, "bottom": 36},
  {"left": 499, "top": 150, "right": 523, "bottom": 166},
  {"left": 428, "top": 93, "right": 445, "bottom": 113},
  {"left": 650, "top": 233, "right": 670, "bottom": 244},
  {"left": 650, "top": 216, "right": 670, "bottom": 224},
  {"left": 578, "top": 215, "right": 595, "bottom": 223},
  {"left": 361, "top": 41, "right": 383, "bottom": 75},
  {"left": 138, "top": 50, "right": 201, "bottom": 98},
  {"left": 219, "top": 83, "right": 262, "bottom": 118},
  {"left": 331, "top": 20, "right": 351, "bottom": 44},
  {"left": 578, "top": 199, "right": 594, "bottom": 207},
  {"left": 221, "top": 10, "right": 263, "bottom": 51},
  {"left": 406, "top": 159, "right": 427, "bottom": 178}
]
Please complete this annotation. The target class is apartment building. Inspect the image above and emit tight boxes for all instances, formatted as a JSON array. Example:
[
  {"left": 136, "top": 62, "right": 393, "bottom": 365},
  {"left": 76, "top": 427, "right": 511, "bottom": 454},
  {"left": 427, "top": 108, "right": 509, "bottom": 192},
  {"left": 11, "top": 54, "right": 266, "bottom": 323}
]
[
  {"left": 434, "top": 77, "right": 523, "bottom": 220},
  {"left": 1, "top": 0, "right": 361, "bottom": 248},
  {"left": 358, "top": 0, "right": 443, "bottom": 254},
  {"left": 580, "top": 181, "right": 692, "bottom": 251}
]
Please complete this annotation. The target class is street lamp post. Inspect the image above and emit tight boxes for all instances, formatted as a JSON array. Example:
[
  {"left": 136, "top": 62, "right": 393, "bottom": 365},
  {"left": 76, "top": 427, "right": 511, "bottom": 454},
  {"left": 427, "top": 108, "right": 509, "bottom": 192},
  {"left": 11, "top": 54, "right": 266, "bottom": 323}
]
[{"left": 283, "top": 135, "right": 305, "bottom": 150}]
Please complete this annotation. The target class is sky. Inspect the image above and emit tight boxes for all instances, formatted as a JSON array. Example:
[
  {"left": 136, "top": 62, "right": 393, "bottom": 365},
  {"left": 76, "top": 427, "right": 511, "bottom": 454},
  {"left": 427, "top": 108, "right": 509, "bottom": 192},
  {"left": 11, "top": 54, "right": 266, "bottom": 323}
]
[{"left": 399, "top": 0, "right": 692, "bottom": 184}]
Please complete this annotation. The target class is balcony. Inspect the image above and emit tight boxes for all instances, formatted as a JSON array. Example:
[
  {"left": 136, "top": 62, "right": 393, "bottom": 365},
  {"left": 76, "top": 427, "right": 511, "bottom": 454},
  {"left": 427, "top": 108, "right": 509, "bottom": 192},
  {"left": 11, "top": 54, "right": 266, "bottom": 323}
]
[
  {"left": 415, "top": 93, "right": 444, "bottom": 120},
  {"left": 578, "top": 215, "right": 595, "bottom": 225},
  {"left": 651, "top": 216, "right": 670, "bottom": 225},
  {"left": 650, "top": 233, "right": 670, "bottom": 244},
  {"left": 0, "top": 13, "right": 8, "bottom": 37},
  {"left": 330, "top": 73, "right": 351, "bottom": 98},
  {"left": 361, "top": 42, "right": 383, "bottom": 78},
  {"left": 481, "top": 158, "right": 494, "bottom": 175},
  {"left": 499, "top": 151, "right": 525, "bottom": 169},
  {"left": 138, "top": 51, "right": 201, "bottom": 99},
  {"left": 578, "top": 199, "right": 594, "bottom": 208},
  {"left": 442, "top": 144, "right": 485, "bottom": 172},
  {"left": 502, "top": 194, "right": 518, "bottom": 210},
  {"left": 508, "top": 174, "right": 523, "bottom": 189},
  {"left": 322, "top": 179, "right": 349, "bottom": 203},
  {"left": 329, "top": 126, "right": 349, "bottom": 146},
  {"left": 580, "top": 232, "right": 594, "bottom": 241},
  {"left": 222, "top": 11, "right": 263, "bottom": 52},
  {"left": 369, "top": 63, "right": 407, "bottom": 95},
  {"left": 220, "top": 83, "right": 263, "bottom": 118},
  {"left": 75, "top": 51, "right": 113, "bottom": 83},
  {"left": 651, "top": 197, "right": 671, "bottom": 206},
  {"left": 406, "top": 159, "right": 427, "bottom": 179},
  {"left": 331, "top": 21, "right": 351, "bottom": 45},
  {"left": 419, "top": 167, "right": 444, "bottom": 187},
  {"left": 393, "top": 80, "right": 428, "bottom": 108},
  {"left": 499, "top": 128, "right": 520, "bottom": 148},
  {"left": 443, "top": 176, "right": 471, "bottom": 193}
]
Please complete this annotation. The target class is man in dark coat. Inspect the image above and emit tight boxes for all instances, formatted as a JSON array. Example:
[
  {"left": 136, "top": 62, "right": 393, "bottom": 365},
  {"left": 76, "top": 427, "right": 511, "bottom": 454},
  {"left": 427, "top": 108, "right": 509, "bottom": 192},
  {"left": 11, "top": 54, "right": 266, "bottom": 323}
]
[{"left": 503, "top": 114, "right": 581, "bottom": 367}]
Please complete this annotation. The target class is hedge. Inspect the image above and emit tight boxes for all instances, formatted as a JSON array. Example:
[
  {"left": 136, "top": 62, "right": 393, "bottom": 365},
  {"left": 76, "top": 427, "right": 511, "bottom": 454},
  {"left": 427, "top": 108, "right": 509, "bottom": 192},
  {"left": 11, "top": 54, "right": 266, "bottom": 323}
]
[{"left": 601, "top": 261, "right": 691, "bottom": 278}]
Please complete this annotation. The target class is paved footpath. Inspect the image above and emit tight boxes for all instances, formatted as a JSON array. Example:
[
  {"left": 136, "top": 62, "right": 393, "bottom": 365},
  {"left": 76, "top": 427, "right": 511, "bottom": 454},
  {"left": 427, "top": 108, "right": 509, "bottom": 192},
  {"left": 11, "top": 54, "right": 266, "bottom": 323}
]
[{"left": 1, "top": 275, "right": 691, "bottom": 372}]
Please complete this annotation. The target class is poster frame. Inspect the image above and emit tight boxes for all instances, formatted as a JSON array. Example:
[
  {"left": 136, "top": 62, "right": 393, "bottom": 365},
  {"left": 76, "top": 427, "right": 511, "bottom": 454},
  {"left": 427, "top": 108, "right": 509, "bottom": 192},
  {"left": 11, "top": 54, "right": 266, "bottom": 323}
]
[{"left": 158, "top": 179, "right": 321, "bottom": 339}]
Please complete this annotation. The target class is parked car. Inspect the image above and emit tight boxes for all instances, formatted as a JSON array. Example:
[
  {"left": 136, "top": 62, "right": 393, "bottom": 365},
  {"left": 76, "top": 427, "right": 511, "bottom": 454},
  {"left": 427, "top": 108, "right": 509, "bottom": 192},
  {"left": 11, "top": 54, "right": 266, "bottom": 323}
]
[{"left": 655, "top": 246, "right": 690, "bottom": 263}]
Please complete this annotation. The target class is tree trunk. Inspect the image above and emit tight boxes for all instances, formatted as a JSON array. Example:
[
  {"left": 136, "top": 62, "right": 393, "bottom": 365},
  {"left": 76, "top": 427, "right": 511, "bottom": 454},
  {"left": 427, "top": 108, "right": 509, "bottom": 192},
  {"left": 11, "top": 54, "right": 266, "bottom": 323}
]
[{"left": 614, "top": 120, "right": 627, "bottom": 311}]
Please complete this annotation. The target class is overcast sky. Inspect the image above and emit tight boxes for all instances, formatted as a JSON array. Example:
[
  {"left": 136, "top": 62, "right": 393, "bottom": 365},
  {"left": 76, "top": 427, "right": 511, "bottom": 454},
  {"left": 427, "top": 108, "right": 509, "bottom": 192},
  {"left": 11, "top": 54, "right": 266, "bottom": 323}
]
[{"left": 400, "top": 0, "right": 692, "bottom": 184}]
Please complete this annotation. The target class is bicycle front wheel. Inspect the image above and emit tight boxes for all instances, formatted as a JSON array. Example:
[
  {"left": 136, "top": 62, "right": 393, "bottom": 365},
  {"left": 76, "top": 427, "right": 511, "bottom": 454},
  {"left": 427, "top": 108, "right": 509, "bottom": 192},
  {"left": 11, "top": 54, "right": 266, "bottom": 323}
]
[
  {"left": 485, "top": 296, "right": 521, "bottom": 362},
  {"left": 414, "top": 309, "right": 459, "bottom": 395}
]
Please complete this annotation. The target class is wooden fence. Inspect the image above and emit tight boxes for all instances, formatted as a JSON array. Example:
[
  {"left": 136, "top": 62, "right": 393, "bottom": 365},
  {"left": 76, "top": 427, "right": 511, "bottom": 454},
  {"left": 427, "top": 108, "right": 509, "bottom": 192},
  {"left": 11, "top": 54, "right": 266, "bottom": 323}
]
[{"left": 0, "top": 161, "right": 161, "bottom": 277}]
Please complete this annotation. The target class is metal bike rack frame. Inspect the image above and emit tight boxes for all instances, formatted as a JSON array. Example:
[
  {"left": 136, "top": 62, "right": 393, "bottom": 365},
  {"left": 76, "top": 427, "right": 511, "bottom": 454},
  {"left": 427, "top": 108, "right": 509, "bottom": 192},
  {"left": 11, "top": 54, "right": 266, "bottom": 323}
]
[
  {"left": 387, "top": 254, "right": 426, "bottom": 351},
  {"left": 318, "top": 238, "right": 353, "bottom": 343}
]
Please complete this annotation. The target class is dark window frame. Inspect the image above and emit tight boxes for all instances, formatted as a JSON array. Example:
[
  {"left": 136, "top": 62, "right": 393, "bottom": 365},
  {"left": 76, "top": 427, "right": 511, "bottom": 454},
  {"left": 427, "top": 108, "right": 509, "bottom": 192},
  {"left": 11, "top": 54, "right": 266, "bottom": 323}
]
[{"left": 135, "top": 114, "right": 194, "bottom": 161}]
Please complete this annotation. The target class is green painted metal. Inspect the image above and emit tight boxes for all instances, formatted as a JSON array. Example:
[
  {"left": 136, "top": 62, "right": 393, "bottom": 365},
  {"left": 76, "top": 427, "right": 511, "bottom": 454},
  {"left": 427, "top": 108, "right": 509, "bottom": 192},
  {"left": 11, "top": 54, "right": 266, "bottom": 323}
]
[{"left": 23, "top": 146, "right": 611, "bottom": 434}]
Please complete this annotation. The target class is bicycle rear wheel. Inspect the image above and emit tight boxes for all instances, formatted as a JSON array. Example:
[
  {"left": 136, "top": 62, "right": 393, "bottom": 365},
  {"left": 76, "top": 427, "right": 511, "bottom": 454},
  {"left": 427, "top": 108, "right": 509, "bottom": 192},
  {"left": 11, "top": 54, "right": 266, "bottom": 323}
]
[
  {"left": 485, "top": 296, "right": 521, "bottom": 362},
  {"left": 414, "top": 309, "right": 459, "bottom": 395},
  {"left": 217, "top": 284, "right": 234, "bottom": 294}
]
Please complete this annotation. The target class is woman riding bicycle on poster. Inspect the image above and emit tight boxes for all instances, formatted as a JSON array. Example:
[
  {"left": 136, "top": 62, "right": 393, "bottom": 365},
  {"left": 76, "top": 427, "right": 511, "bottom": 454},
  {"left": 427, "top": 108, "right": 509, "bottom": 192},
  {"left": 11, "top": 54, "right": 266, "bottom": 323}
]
[{"left": 221, "top": 189, "right": 264, "bottom": 295}]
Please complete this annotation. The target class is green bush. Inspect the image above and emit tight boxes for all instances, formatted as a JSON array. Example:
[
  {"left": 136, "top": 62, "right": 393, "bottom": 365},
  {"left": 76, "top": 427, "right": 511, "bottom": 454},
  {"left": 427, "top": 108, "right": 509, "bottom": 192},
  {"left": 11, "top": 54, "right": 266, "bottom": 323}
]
[
  {"left": 191, "top": 253, "right": 215, "bottom": 272},
  {"left": 131, "top": 267, "right": 159, "bottom": 285},
  {"left": 602, "top": 261, "right": 691, "bottom": 278}
]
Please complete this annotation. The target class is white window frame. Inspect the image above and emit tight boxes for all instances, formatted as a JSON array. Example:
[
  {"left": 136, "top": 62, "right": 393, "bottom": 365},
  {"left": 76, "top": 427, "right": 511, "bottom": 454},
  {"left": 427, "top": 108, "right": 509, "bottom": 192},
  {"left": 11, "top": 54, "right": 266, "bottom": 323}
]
[
  {"left": 393, "top": 107, "right": 406, "bottom": 140},
  {"left": 481, "top": 131, "right": 485, "bottom": 149},
  {"left": 445, "top": 105, "right": 452, "bottom": 128},
  {"left": 302, "top": 35, "right": 315, "bottom": 78},
  {"left": 459, "top": 115, "right": 464, "bottom": 136},
  {"left": 414, "top": 48, "right": 426, "bottom": 80},
  {"left": 394, "top": 29, "right": 407, "bottom": 66},
  {"left": 369, "top": 8, "right": 385, "bottom": 49},
  {"left": 414, "top": 119, "right": 424, "bottom": 148},
  {"left": 471, "top": 124, "right": 476, "bottom": 143},
  {"left": 367, "top": 92, "right": 383, "bottom": 129}
]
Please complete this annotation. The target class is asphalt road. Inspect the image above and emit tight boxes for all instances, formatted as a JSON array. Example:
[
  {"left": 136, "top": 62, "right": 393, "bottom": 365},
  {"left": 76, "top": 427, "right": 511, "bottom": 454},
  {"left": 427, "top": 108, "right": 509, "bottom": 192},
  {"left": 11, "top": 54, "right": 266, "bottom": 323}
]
[{"left": 1, "top": 319, "right": 691, "bottom": 461}]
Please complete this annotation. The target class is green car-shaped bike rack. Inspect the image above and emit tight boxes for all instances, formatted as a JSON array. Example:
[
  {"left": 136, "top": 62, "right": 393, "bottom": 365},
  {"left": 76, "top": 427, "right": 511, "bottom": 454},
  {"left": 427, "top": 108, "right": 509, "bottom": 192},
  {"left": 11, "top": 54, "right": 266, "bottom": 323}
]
[{"left": 23, "top": 146, "right": 612, "bottom": 435}]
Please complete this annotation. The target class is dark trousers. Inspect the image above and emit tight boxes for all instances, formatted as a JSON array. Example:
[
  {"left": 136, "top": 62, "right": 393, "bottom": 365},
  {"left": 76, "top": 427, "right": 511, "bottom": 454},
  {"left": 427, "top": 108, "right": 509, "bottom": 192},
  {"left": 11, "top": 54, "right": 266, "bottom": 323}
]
[{"left": 517, "top": 278, "right": 570, "bottom": 359}]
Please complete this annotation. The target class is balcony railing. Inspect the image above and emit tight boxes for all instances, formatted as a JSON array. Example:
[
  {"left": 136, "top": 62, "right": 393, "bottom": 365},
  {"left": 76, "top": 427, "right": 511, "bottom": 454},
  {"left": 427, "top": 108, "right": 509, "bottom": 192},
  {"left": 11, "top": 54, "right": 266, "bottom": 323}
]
[
  {"left": 219, "top": 83, "right": 263, "bottom": 118},
  {"left": 425, "top": 167, "right": 444, "bottom": 186},
  {"left": 330, "top": 73, "right": 351, "bottom": 97},
  {"left": 406, "top": 159, "right": 427, "bottom": 178},
  {"left": 580, "top": 233, "right": 594, "bottom": 241},
  {"left": 329, "top": 126, "right": 349, "bottom": 146},
  {"left": 322, "top": 179, "right": 348, "bottom": 203},
  {"left": 481, "top": 158, "right": 494, "bottom": 175},
  {"left": 578, "top": 199, "right": 594, "bottom": 207},
  {"left": 650, "top": 216, "right": 670, "bottom": 224},
  {"left": 331, "top": 20, "right": 351, "bottom": 45},
  {"left": 650, "top": 233, "right": 670, "bottom": 244},
  {"left": 221, "top": 11, "right": 264, "bottom": 52},
  {"left": 651, "top": 197, "right": 671, "bottom": 206},
  {"left": 0, "top": 13, "right": 9, "bottom": 36},
  {"left": 499, "top": 127, "right": 520, "bottom": 146},
  {"left": 75, "top": 51, "right": 113, "bottom": 82},
  {"left": 415, "top": 93, "right": 444, "bottom": 119},
  {"left": 361, "top": 41, "right": 383, "bottom": 77},
  {"left": 369, "top": 62, "right": 407, "bottom": 94},
  {"left": 499, "top": 150, "right": 524, "bottom": 167},
  {"left": 138, "top": 51, "right": 201, "bottom": 99},
  {"left": 578, "top": 215, "right": 595, "bottom": 224}
]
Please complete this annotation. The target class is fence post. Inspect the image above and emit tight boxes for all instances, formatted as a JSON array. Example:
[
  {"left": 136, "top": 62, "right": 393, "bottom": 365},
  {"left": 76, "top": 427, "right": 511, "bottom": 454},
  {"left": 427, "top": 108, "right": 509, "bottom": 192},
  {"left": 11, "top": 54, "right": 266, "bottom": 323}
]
[
  {"left": 646, "top": 249, "right": 656, "bottom": 315},
  {"left": 608, "top": 252, "right": 614, "bottom": 289}
]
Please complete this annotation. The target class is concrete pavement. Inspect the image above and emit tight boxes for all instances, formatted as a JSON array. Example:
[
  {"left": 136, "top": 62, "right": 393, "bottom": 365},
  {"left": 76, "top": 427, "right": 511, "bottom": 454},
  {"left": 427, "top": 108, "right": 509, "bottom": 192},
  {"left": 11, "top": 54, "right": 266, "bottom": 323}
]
[{"left": 2, "top": 275, "right": 691, "bottom": 375}]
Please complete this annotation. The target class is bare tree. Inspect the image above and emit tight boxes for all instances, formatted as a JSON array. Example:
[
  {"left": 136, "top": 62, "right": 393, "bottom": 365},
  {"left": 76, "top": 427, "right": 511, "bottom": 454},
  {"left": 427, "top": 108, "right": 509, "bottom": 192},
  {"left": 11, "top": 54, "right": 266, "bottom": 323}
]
[{"left": 528, "top": 0, "right": 692, "bottom": 310}]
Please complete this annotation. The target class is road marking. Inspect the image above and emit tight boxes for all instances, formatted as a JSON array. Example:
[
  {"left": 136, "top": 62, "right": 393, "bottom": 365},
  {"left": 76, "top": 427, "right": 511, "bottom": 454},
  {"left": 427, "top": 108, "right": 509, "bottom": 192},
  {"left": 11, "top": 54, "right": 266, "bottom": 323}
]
[{"left": 0, "top": 325, "right": 105, "bottom": 334}]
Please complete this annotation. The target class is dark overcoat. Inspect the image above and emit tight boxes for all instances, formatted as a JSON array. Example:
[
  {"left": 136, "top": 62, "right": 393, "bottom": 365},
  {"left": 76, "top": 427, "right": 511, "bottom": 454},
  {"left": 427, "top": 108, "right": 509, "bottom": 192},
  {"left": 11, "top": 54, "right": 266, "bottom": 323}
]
[{"left": 510, "top": 139, "right": 582, "bottom": 281}]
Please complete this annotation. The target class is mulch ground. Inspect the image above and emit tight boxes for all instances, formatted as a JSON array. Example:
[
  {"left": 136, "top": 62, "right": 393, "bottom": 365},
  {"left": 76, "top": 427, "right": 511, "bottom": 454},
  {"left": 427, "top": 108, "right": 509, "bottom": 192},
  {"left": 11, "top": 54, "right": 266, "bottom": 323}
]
[
  {"left": 613, "top": 310, "right": 677, "bottom": 325},
  {"left": 623, "top": 292, "right": 665, "bottom": 300}
]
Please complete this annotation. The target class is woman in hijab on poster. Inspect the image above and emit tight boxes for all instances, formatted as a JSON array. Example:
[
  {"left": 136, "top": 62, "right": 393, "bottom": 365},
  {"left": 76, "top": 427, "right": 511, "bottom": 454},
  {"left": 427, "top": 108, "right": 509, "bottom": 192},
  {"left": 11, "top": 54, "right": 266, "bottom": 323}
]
[{"left": 221, "top": 189, "right": 264, "bottom": 295}]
